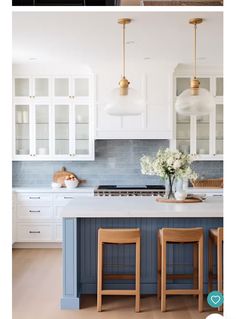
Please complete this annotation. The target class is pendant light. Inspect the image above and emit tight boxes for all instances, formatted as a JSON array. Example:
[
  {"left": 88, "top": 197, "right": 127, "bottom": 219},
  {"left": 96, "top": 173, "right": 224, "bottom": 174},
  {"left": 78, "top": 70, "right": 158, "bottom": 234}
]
[
  {"left": 105, "top": 18, "right": 145, "bottom": 116},
  {"left": 175, "top": 18, "right": 215, "bottom": 116}
]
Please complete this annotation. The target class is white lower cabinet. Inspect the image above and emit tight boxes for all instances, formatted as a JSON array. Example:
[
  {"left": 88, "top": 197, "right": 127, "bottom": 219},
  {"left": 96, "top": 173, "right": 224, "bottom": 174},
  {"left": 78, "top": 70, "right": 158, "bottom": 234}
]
[{"left": 13, "top": 189, "right": 94, "bottom": 243}]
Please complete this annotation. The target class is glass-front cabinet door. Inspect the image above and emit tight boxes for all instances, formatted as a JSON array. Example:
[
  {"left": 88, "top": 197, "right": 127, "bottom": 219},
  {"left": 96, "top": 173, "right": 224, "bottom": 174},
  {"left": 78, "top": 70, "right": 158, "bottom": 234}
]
[
  {"left": 73, "top": 77, "right": 90, "bottom": 99},
  {"left": 53, "top": 104, "right": 70, "bottom": 157},
  {"left": 176, "top": 113, "right": 191, "bottom": 154},
  {"left": 173, "top": 74, "right": 223, "bottom": 160},
  {"left": 14, "top": 104, "right": 31, "bottom": 157},
  {"left": 14, "top": 78, "right": 30, "bottom": 98},
  {"left": 35, "top": 104, "right": 50, "bottom": 156},
  {"left": 53, "top": 78, "right": 70, "bottom": 99},
  {"left": 196, "top": 114, "right": 211, "bottom": 156},
  {"left": 215, "top": 104, "right": 223, "bottom": 155},
  {"left": 33, "top": 78, "right": 50, "bottom": 99},
  {"left": 74, "top": 104, "right": 90, "bottom": 156}
]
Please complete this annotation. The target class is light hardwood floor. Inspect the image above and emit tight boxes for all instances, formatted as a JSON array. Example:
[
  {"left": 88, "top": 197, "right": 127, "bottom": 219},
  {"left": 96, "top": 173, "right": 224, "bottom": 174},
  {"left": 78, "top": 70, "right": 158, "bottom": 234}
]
[{"left": 13, "top": 249, "right": 217, "bottom": 319}]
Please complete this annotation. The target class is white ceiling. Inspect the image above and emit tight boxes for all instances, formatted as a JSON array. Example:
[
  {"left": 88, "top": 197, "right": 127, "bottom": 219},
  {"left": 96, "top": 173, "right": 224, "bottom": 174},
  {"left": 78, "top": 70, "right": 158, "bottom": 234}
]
[{"left": 12, "top": 11, "right": 223, "bottom": 68}]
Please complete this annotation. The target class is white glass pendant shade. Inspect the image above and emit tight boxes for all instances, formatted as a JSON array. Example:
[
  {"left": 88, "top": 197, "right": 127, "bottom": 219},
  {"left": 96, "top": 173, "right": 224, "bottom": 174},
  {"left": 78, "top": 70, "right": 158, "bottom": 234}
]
[
  {"left": 105, "top": 87, "right": 145, "bottom": 116},
  {"left": 175, "top": 87, "right": 215, "bottom": 116}
]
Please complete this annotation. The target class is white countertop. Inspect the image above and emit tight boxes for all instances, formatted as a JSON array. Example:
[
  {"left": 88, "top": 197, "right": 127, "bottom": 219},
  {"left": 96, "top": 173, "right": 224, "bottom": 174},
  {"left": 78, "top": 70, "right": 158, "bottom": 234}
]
[
  {"left": 12, "top": 187, "right": 95, "bottom": 193},
  {"left": 62, "top": 196, "right": 223, "bottom": 218}
]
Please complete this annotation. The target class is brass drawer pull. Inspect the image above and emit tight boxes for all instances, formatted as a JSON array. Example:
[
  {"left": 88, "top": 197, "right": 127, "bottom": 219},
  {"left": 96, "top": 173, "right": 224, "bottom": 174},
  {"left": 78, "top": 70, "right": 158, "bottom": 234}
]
[
  {"left": 64, "top": 196, "right": 73, "bottom": 199},
  {"left": 29, "top": 231, "right": 41, "bottom": 234},
  {"left": 29, "top": 197, "right": 40, "bottom": 199},
  {"left": 29, "top": 210, "right": 40, "bottom": 213}
]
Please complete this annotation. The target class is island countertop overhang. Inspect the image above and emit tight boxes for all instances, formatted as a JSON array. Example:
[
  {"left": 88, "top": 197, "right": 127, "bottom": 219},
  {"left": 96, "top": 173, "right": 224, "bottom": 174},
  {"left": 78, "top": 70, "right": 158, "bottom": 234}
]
[{"left": 62, "top": 196, "right": 223, "bottom": 218}]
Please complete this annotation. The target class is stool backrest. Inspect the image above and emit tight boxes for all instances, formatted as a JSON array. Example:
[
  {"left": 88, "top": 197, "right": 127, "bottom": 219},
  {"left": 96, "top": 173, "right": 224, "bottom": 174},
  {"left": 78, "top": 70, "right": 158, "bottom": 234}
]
[
  {"left": 98, "top": 228, "right": 140, "bottom": 244},
  {"left": 162, "top": 227, "right": 203, "bottom": 243}
]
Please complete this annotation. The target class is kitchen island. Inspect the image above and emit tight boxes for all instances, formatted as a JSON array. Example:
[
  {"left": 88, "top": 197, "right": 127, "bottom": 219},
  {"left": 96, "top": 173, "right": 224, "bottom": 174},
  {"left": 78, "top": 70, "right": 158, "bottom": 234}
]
[{"left": 61, "top": 196, "right": 223, "bottom": 309}]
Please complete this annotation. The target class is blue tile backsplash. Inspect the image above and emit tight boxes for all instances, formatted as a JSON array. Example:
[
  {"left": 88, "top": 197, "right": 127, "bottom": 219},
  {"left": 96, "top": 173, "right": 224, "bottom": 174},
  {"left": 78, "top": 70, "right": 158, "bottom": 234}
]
[{"left": 12, "top": 140, "right": 223, "bottom": 187}]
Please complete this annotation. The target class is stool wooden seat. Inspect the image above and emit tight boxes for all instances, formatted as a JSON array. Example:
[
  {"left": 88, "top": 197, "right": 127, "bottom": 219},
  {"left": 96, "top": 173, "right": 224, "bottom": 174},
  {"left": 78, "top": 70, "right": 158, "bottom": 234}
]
[
  {"left": 97, "top": 228, "right": 141, "bottom": 312},
  {"left": 157, "top": 227, "right": 204, "bottom": 312},
  {"left": 208, "top": 227, "right": 224, "bottom": 311}
]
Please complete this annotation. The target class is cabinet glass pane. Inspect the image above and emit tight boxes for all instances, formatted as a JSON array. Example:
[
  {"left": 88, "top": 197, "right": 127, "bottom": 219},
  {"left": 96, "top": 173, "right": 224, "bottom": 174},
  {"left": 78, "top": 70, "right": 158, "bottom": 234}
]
[
  {"left": 216, "top": 104, "right": 223, "bottom": 154},
  {"left": 35, "top": 78, "right": 49, "bottom": 97},
  {"left": 15, "top": 105, "right": 30, "bottom": 155},
  {"left": 176, "top": 115, "right": 190, "bottom": 153},
  {"left": 74, "top": 79, "right": 89, "bottom": 97},
  {"left": 216, "top": 78, "right": 223, "bottom": 96},
  {"left": 196, "top": 115, "right": 210, "bottom": 154},
  {"left": 176, "top": 78, "right": 190, "bottom": 96},
  {"left": 15, "top": 78, "right": 29, "bottom": 97},
  {"left": 54, "top": 105, "right": 69, "bottom": 154},
  {"left": 54, "top": 78, "right": 69, "bottom": 97},
  {"left": 35, "top": 105, "right": 49, "bottom": 155},
  {"left": 198, "top": 78, "right": 210, "bottom": 91},
  {"left": 75, "top": 105, "right": 89, "bottom": 155}
]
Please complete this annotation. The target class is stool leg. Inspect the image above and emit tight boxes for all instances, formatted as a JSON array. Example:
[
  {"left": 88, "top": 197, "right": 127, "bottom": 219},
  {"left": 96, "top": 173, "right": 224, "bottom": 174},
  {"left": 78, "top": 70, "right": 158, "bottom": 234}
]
[
  {"left": 135, "top": 238, "right": 141, "bottom": 312},
  {"left": 97, "top": 241, "right": 103, "bottom": 312},
  {"left": 208, "top": 234, "right": 213, "bottom": 293},
  {"left": 157, "top": 233, "right": 161, "bottom": 300},
  {"left": 217, "top": 234, "right": 223, "bottom": 312},
  {"left": 198, "top": 237, "right": 204, "bottom": 312},
  {"left": 161, "top": 240, "right": 167, "bottom": 312},
  {"left": 193, "top": 243, "right": 198, "bottom": 291}
]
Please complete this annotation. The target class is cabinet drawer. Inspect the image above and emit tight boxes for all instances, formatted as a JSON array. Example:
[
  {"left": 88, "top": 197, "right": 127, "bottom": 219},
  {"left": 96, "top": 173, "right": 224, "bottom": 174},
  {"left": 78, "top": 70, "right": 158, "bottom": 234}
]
[
  {"left": 16, "top": 224, "right": 53, "bottom": 242},
  {"left": 17, "top": 193, "right": 53, "bottom": 205},
  {"left": 16, "top": 206, "right": 53, "bottom": 220},
  {"left": 56, "top": 224, "right": 62, "bottom": 242},
  {"left": 53, "top": 193, "right": 93, "bottom": 205}
]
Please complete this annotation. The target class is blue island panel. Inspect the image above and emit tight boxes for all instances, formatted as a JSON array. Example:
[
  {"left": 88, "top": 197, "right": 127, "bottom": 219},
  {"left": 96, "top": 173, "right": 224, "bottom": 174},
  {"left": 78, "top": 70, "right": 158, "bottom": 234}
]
[{"left": 61, "top": 217, "right": 223, "bottom": 309}]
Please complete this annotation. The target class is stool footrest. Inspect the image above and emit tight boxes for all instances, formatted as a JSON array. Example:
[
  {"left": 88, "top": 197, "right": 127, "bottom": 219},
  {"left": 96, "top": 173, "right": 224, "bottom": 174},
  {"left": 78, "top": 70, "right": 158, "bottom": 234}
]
[
  {"left": 166, "top": 274, "right": 194, "bottom": 280},
  {"left": 101, "top": 289, "right": 136, "bottom": 296},
  {"left": 166, "top": 289, "right": 200, "bottom": 295},
  {"left": 104, "top": 274, "right": 135, "bottom": 280}
]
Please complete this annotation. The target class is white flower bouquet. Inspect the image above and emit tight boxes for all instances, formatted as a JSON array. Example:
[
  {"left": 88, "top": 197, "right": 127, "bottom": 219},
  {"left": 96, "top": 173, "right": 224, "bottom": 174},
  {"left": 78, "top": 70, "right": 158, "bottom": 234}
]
[{"left": 140, "top": 148, "right": 197, "bottom": 199}]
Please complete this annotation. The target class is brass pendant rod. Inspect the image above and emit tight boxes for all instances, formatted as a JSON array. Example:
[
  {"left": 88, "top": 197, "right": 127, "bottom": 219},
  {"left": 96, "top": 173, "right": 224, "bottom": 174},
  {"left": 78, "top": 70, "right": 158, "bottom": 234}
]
[
  {"left": 194, "top": 23, "right": 197, "bottom": 79},
  {"left": 122, "top": 23, "right": 126, "bottom": 78}
]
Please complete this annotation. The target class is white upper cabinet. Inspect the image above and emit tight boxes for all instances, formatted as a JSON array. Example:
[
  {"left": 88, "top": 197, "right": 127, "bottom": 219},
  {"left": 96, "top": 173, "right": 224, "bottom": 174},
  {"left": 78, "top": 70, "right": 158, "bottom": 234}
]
[
  {"left": 14, "top": 76, "right": 51, "bottom": 100},
  {"left": 95, "top": 69, "right": 173, "bottom": 140},
  {"left": 171, "top": 71, "right": 223, "bottom": 160},
  {"left": 13, "top": 75, "right": 95, "bottom": 161}
]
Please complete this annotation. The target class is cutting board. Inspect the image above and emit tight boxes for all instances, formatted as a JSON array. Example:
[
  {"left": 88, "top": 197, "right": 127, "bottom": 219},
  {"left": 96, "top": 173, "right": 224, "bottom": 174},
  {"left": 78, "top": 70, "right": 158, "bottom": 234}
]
[
  {"left": 53, "top": 167, "right": 85, "bottom": 187},
  {"left": 156, "top": 196, "right": 203, "bottom": 203}
]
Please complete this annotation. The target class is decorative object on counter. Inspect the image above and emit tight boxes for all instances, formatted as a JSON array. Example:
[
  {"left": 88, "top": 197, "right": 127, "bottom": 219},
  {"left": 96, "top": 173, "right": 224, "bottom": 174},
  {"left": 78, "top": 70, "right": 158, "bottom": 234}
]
[
  {"left": 105, "top": 18, "right": 145, "bottom": 116},
  {"left": 53, "top": 166, "right": 85, "bottom": 187},
  {"left": 64, "top": 176, "right": 79, "bottom": 189},
  {"left": 191, "top": 177, "right": 223, "bottom": 188},
  {"left": 51, "top": 182, "right": 62, "bottom": 189},
  {"left": 175, "top": 18, "right": 214, "bottom": 116},
  {"left": 174, "top": 190, "right": 187, "bottom": 201},
  {"left": 141, "top": 148, "right": 197, "bottom": 199}
]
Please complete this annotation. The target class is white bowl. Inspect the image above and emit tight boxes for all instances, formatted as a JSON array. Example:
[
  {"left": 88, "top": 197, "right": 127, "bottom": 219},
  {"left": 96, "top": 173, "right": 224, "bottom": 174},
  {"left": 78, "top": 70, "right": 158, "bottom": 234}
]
[
  {"left": 64, "top": 179, "right": 79, "bottom": 189},
  {"left": 51, "top": 182, "right": 61, "bottom": 189},
  {"left": 174, "top": 191, "right": 187, "bottom": 201}
]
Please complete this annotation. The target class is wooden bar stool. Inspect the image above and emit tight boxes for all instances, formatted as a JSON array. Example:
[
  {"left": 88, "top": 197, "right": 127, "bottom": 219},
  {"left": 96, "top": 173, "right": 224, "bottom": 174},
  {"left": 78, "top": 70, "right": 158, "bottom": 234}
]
[
  {"left": 97, "top": 228, "right": 141, "bottom": 312},
  {"left": 208, "top": 227, "right": 224, "bottom": 311},
  {"left": 157, "top": 227, "right": 204, "bottom": 312}
]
